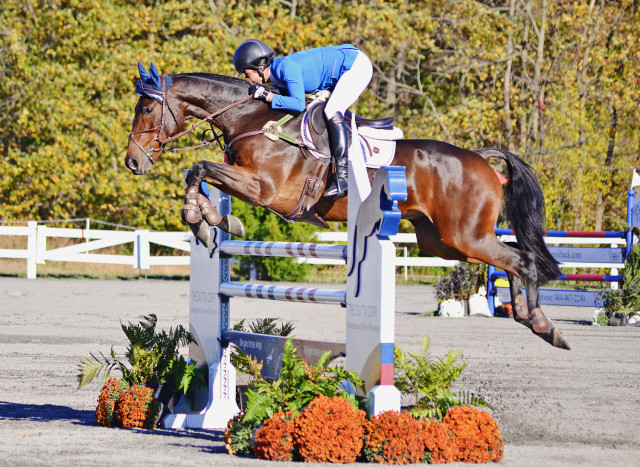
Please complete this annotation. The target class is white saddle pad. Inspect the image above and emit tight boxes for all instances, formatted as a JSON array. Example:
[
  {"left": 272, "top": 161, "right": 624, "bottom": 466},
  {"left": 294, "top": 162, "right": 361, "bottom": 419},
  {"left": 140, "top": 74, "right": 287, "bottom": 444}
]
[{"left": 301, "top": 104, "right": 402, "bottom": 169}]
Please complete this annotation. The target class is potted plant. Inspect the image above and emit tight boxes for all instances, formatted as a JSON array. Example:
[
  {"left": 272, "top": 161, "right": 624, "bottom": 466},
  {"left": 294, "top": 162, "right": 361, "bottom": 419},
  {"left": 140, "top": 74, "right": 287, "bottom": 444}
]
[
  {"left": 596, "top": 244, "right": 640, "bottom": 326},
  {"left": 77, "top": 314, "right": 204, "bottom": 416},
  {"left": 434, "top": 264, "right": 487, "bottom": 317}
]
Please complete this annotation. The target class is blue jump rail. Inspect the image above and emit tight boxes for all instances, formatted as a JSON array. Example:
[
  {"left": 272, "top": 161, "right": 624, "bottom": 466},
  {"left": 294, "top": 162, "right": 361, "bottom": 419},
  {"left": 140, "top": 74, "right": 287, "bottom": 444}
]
[{"left": 487, "top": 189, "right": 638, "bottom": 313}]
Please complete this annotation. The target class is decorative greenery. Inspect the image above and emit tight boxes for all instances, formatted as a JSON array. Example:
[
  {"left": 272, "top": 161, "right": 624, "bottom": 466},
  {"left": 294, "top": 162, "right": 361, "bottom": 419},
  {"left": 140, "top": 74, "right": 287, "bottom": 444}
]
[
  {"left": 442, "top": 405, "right": 504, "bottom": 463},
  {"left": 77, "top": 314, "right": 201, "bottom": 397},
  {"left": 94, "top": 377, "right": 129, "bottom": 427},
  {"left": 597, "top": 245, "right": 640, "bottom": 323},
  {"left": 224, "top": 412, "right": 254, "bottom": 457},
  {"left": 434, "top": 264, "right": 486, "bottom": 302},
  {"left": 394, "top": 337, "right": 493, "bottom": 420},
  {"left": 114, "top": 384, "right": 162, "bottom": 429},
  {"left": 292, "top": 395, "right": 366, "bottom": 464},
  {"left": 242, "top": 338, "right": 363, "bottom": 426},
  {"left": 224, "top": 338, "right": 363, "bottom": 454},
  {"left": 362, "top": 410, "right": 427, "bottom": 464}
]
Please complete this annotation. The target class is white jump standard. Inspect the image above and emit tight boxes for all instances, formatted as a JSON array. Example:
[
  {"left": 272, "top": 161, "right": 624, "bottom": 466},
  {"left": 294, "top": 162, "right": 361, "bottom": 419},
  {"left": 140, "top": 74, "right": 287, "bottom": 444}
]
[{"left": 165, "top": 120, "right": 408, "bottom": 429}]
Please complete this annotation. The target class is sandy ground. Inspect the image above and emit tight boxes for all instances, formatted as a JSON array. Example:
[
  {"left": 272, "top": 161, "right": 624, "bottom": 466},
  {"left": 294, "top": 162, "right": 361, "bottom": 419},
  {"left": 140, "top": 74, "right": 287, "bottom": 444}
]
[{"left": 1, "top": 277, "right": 639, "bottom": 466}]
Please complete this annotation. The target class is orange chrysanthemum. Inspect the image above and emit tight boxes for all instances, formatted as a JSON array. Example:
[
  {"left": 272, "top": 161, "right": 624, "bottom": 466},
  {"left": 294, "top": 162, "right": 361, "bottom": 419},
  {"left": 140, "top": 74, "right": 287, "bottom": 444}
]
[
  {"left": 95, "top": 377, "right": 129, "bottom": 427},
  {"left": 421, "top": 418, "right": 458, "bottom": 464},
  {"left": 114, "top": 384, "right": 160, "bottom": 429},
  {"left": 253, "top": 410, "right": 296, "bottom": 461},
  {"left": 442, "top": 405, "right": 504, "bottom": 463},
  {"left": 292, "top": 395, "right": 366, "bottom": 463},
  {"left": 363, "top": 410, "right": 427, "bottom": 464}
]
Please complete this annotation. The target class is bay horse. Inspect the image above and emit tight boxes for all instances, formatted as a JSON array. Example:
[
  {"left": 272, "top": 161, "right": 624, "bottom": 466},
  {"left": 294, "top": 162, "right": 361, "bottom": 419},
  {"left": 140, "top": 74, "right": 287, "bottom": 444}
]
[{"left": 125, "top": 69, "right": 569, "bottom": 350}]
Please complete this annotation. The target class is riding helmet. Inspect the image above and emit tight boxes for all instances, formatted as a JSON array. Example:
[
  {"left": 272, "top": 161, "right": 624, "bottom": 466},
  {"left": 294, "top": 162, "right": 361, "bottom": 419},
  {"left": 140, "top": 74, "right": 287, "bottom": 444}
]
[{"left": 233, "top": 39, "right": 275, "bottom": 77}]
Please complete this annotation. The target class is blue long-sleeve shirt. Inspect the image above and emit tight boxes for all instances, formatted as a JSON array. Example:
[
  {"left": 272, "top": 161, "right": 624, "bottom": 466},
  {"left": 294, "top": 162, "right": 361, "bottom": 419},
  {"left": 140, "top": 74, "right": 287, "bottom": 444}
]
[{"left": 269, "top": 44, "right": 359, "bottom": 112}]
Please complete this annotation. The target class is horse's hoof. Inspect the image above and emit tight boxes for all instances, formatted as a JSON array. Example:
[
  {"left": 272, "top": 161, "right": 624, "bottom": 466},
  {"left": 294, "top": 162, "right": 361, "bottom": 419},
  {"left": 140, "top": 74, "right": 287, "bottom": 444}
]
[
  {"left": 189, "top": 220, "right": 211, "bottom": 247},
  {"left": 219, "top": 214, "right": 245, "bottom": 238},
  {"left": 534, "top": 327, "right": 571, "bottom": 350}
]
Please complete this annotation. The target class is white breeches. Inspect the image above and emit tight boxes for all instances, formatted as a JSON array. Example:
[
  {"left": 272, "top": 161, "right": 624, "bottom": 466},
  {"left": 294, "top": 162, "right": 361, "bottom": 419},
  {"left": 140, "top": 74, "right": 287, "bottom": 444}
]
[{"left": 323, "top": 51, "right": 373, "bottom": 119}]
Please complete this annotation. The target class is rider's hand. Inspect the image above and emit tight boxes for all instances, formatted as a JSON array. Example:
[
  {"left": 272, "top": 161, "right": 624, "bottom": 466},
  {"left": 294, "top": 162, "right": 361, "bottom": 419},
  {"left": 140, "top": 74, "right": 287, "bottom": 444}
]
[{"left": 249, "top": 84, "right": 270, "bottom": 103}]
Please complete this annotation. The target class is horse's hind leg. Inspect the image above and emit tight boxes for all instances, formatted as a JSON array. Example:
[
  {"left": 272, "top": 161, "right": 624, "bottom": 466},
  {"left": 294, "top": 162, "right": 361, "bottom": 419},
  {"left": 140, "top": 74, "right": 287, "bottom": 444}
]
[{"left": 495, "top": 244, "right": 569, "bottom": 350}]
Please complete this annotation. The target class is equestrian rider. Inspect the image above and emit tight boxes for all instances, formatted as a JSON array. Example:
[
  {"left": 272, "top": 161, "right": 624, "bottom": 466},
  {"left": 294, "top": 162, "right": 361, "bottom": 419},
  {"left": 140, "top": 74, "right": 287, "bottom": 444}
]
[{"left": 233, "top": 40, "right": 374, "bottom": 199}]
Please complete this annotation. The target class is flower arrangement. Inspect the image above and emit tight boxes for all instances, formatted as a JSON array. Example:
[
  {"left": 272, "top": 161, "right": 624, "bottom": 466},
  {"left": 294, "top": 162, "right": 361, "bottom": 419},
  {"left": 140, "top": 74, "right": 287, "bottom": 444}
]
[
  {"left": 434, "top": 264, "right": 486, "bottom": 302},
  {"left": 363, "top": 410, "right": 426, "bottom": 464},
  {"left": 95, "top": 377, "right": 129, "bottom": 427},
  {"left": 253, "top": 410, "right": 296, "bottom": 461},
  {"left": 442, "top": 405, "right": 504, "bottom": 463},
  {"left": 229, "top": 402, "right": 503, "bottom": 464},
  {"left": 292, "top": 395, "right": 366, "bottom": 463},
  {"left": 224, "top": 339, "right": 502, "bottom": 464},
  {"left": 114, "top": 384, "right": 162, "bottom": 429},
  {"left": 77, "top": 314, "right": 202, "bottom": 396}
]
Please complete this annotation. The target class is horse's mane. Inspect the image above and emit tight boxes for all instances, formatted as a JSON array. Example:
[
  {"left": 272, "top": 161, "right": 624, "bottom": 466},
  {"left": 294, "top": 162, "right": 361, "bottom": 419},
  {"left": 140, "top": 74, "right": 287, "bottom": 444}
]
[{"left": 171, "top": 72, "right": 247, "bottom": 90}]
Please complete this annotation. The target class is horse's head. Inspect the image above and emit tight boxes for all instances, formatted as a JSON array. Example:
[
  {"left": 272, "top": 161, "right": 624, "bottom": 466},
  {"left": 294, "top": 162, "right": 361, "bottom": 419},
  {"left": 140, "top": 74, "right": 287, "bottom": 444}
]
[{"left": 126, "top": 63, "right": 183, "bottom": 175}]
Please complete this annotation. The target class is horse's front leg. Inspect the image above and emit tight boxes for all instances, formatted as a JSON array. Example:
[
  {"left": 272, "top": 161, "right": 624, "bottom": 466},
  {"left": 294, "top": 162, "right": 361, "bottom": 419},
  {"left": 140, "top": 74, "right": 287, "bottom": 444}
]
[{"left": 182, "top": 161, "right": 261, "bottom": 243}]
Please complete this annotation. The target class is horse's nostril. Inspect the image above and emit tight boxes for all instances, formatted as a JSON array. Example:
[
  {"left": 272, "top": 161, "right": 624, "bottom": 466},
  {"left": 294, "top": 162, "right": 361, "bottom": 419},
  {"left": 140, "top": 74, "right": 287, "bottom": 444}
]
[{"left": 126, "top": 158, "right": 138, "bottom": 171}]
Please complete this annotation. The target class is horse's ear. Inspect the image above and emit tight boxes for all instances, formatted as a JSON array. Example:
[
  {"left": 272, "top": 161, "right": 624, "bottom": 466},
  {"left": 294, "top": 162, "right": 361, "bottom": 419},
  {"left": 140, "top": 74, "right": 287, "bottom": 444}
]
[
  {"left": 138, "top": 61, "right": 150, "bottom": 81},
  {"left": 149, "top": 62, "right": 161, "bottom": 87}
]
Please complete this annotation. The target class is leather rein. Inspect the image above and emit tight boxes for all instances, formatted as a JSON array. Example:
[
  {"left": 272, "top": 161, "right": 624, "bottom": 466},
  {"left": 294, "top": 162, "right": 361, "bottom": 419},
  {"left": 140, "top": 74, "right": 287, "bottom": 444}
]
[{"left": 128, "top": 76, "right": 252, "bottom": 165}]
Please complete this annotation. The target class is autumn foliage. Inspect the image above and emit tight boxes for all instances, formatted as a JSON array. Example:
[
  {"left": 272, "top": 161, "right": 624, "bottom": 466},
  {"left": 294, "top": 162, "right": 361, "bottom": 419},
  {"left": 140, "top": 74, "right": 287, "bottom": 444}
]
[{"left": 2, "top": 0, "right": 639, "bottom": 235}]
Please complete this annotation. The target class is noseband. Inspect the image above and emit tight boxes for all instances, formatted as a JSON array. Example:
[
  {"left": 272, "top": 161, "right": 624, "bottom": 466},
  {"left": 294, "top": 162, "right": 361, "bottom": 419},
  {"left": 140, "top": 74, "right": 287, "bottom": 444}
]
[{"left": 128, "top": 76, "right": 252, "bottom": 164}]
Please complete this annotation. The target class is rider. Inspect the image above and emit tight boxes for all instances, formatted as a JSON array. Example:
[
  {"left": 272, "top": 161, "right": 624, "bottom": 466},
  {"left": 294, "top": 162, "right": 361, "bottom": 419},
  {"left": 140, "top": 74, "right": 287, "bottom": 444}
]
[{"left": 233, "top": 39, "right": 373, "bottom": 199}]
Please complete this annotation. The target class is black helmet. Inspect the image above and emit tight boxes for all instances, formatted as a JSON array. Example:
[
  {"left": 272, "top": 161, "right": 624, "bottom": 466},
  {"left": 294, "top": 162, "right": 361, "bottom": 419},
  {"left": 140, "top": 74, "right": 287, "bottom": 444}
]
[{"left": 233, "top": 39, "right": 275, "bottom": 77}]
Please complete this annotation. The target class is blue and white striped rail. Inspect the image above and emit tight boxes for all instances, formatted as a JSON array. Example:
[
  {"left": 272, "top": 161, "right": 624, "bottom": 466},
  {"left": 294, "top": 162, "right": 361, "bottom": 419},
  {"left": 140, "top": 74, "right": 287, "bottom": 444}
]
[
  {"left": 218, "top": 240, "right": 346, "bottom": 261},
  {"left": 219, "top": 282, "right": 346, "bottom": 304},
  {"left": 213, "top": 240, "right": 348, "bottom": 304}
]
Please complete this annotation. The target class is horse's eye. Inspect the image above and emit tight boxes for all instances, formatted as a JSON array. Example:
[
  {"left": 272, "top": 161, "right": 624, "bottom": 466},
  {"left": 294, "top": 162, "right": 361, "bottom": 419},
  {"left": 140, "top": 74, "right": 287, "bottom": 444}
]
[{"left": 144, "top": 106, "right": 154, "bottom": 115}]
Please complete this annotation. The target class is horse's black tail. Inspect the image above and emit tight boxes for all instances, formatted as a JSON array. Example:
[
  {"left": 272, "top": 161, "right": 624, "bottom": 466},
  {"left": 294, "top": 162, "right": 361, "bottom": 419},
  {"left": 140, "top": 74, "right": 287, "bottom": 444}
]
[{"left": 476, "top": 148, "right": 561, "bottom": 286}]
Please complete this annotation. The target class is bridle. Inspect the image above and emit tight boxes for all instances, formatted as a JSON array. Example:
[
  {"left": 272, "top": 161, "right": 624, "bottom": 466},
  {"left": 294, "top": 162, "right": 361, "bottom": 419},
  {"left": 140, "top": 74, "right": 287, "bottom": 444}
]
[{"left": 128, "top": 76, "right": 252, "bottom": 165}]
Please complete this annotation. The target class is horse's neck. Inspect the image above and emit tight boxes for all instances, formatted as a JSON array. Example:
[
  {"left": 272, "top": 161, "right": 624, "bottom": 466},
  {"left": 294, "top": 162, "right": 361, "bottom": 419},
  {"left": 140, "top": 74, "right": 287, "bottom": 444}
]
[{"left": 172, "top": 75, "right": 242, "bottom": 118}]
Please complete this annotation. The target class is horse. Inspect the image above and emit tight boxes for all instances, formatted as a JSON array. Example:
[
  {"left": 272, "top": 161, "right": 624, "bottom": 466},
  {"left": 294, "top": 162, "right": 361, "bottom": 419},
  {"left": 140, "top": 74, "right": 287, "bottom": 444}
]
[{"left": 125, "top": 67, "right": 569, "bottom": 350}]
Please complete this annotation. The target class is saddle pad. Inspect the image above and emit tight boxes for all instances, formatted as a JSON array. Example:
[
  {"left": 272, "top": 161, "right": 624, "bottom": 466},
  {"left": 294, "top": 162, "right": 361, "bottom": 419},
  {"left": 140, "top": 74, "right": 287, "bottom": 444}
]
[{"left": 301, "top": 103, "right": 397, "bottom": 169}]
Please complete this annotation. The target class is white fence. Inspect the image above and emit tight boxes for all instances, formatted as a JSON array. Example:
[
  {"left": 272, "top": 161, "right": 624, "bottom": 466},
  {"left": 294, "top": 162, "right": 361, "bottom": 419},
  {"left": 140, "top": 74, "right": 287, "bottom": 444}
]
[
  {"left": 0, "top": 221, "right": 190, "bottom": 279},
  {"left": 1, "top": 224, "right": 627, "bottom": 280}
]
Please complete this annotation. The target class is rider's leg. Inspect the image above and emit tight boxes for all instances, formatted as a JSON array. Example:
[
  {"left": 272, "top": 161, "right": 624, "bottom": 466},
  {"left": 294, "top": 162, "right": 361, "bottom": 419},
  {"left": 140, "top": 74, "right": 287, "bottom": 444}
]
[
  {"left": 323, "top": 52, "right": 373, "bottom": 199},
  {"left": 323, "top": 112, "right": 349, "bottom": 199}
]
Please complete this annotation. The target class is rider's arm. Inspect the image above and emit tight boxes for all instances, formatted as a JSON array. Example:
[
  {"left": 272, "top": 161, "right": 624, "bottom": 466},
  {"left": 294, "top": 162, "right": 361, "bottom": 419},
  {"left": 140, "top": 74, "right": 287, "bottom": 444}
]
[{"left": 269, "top": 60, "right": 306, "bottom": 113}]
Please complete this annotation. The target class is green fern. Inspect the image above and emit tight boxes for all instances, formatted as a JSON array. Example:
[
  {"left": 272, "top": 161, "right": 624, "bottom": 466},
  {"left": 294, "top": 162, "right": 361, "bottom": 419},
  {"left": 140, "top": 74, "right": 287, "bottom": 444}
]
[
  {"left": 395, "top": 337, "right": 493, "bottom": 420},
  {"left": 76, "top": 347, "right": 127, "bottom": 390},
  {"left": 77, "top": 314, "right": 198, "bottom": 392}
]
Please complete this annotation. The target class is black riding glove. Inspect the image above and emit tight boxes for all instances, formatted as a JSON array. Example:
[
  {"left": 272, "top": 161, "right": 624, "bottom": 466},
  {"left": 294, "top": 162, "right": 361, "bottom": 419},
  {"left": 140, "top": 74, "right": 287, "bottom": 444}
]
[{"left": 249, "top": 84, "right": 270, "bottom": 103}]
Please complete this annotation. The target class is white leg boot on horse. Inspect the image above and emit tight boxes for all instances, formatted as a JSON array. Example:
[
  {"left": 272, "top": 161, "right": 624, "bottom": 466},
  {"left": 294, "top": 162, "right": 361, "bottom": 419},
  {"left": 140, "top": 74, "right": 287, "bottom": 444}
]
[{"left": 323, "top": 112, "right": 349, "bottom": 200}]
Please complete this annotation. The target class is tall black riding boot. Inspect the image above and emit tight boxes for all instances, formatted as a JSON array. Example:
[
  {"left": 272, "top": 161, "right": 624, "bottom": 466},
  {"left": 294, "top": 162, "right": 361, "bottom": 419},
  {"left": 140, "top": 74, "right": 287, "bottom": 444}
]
[{"left": 323, "top": 111, "right": 349, "bottom": 199}]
